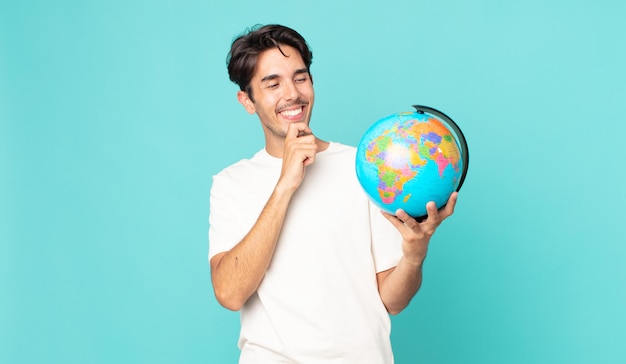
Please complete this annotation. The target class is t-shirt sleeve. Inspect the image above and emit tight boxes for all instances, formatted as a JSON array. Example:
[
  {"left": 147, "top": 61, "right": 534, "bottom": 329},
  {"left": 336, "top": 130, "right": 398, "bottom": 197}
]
[
  {"left": 368, "top": 200, "right": 403, "bottom": 273},
  {"left": 208, "top": 174, "right": 245, "bottom": 262}
]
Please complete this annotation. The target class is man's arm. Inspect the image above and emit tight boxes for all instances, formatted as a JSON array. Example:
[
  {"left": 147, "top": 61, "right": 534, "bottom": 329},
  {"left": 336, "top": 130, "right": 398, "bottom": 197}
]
[
  {"left": 210, "top": 123, "right": 318, "bottom": 311},
  {"left": 376, "top": 192, "right": 458, "bottom": 315},
  {"left": 210, "top": 186, "right": 293, "bottom": 311}
]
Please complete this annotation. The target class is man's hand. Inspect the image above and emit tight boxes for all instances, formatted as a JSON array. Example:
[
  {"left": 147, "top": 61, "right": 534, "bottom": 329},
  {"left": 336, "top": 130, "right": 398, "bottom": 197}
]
[
  {"left": 382, "top": 192, "right": 458, "bottom": 264},
  {"left": 277, "top": 122, "right": 318, "bottom": 193}
]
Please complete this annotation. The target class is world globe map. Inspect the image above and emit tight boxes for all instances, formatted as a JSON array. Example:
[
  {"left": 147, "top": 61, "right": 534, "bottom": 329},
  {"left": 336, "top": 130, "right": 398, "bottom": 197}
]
[{"left": 355, "top": 106, "right": 469, "bottom": 219}]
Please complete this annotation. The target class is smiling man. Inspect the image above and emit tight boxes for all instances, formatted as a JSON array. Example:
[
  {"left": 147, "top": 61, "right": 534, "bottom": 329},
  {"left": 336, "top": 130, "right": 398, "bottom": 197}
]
[{"left": 208, "top": 24, "right": 457, "bottom": 363}]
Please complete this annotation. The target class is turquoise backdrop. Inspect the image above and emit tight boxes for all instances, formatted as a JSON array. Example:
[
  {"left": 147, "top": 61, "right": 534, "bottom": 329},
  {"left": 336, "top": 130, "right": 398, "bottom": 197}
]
[{"left": 2, "top": 0, "right": 625, "bottom": 363}]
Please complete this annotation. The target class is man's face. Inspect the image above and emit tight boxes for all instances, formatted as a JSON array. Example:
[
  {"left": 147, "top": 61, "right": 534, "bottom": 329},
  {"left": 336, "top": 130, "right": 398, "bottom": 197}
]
[{"left": 238, "top": 45, "right": 315, "bottom": 141}]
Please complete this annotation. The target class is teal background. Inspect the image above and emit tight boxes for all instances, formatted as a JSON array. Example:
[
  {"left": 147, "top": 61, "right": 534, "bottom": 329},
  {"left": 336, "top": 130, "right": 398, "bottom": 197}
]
[{"left": 1, "top": 0, "right": 625, "bottom": 363}]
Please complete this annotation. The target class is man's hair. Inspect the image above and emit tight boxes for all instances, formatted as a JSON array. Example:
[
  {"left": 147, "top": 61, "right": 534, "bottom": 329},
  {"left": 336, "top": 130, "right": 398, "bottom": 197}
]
[{"left": 227, "top": 24, "right": 313, "bottom": 101}]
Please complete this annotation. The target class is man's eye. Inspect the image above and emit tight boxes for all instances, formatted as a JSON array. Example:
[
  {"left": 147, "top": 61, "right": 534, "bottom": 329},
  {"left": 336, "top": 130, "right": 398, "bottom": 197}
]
[
  {"left": 268, "top": 83, "right": 279, "bottom": 89},
  {"left": 295, "top": 78, "right": 306, "bottom": 83}
]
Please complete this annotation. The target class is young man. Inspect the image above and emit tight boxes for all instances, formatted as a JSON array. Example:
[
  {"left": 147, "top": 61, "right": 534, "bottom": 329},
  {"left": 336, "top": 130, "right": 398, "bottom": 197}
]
[{"left": 208, "top": 24, "right": 457, "bottom": 363}]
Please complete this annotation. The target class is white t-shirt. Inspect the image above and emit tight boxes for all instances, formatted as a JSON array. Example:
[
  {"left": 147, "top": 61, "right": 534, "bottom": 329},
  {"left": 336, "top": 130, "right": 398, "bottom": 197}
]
[{"left": 209, "top": 142, "right": 403, "bottom": 363}]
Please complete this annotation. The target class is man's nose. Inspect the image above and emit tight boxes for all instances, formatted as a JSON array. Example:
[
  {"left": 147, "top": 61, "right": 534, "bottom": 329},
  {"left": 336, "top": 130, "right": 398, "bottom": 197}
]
[{"left": 283, "top": 81, "right": 299, "bottom": 101}]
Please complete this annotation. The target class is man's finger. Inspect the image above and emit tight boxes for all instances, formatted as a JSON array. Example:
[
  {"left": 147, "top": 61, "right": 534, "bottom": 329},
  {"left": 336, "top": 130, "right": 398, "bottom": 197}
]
[
  {"left": 381, "top": 210, "right": 407, "bottom": 232},
  {"left": 439, "top": 192, "right": 458, "bottom": 219},
  {"left": 395, "top": 209, "right": 419, "bottom": 231},
  {"left": 286, "top": 122, "right": 312, "bottom": 139},
  {"left": 424, "top": 201, "right": 441, "bottom": 227}
]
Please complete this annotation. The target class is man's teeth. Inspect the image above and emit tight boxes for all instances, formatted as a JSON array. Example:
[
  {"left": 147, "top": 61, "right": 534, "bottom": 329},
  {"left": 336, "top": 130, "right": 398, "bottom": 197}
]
[{"left": 281, "top": 108, "right": 302, "bottom": 117}]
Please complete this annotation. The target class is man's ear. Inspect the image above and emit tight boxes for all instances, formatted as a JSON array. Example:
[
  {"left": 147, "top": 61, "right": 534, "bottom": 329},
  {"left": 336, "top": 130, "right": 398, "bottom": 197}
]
[{"left": 237, "top": 91, "right": 256, "bottom": 114}]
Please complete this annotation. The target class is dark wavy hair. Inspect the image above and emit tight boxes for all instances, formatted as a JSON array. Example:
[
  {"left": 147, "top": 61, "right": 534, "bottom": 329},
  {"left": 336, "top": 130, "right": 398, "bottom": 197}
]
[{"left": 227, "top": 24, "right": 313, "bottom": 102}]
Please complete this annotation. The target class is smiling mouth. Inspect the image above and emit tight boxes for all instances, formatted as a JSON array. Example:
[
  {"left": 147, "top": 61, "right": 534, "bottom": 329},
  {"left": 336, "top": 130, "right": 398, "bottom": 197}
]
[
  {"left": 277, "top": 99, "right": 309, "bottom": 118},
  {"left": 279, "top": 107, "right": 304, "bottom": 118}
]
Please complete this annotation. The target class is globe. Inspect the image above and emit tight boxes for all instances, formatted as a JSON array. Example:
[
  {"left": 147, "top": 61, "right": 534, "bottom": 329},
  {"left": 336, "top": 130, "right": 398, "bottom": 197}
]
[{"left": 355, "top": 105, "right": 469, "bottom": 220}]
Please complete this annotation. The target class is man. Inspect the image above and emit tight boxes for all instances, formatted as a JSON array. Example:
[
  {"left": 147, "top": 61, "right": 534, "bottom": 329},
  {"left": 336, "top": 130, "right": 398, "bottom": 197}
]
[{"left": 208, "top": 24, "right": 457, "bottom": 363}]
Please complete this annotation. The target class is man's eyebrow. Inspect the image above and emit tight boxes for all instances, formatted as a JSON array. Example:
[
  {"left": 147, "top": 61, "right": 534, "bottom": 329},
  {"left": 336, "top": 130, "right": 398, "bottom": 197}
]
[
  {"left": 294, "top": 68, "right": 309, "bottom": 76},
  {"left": 260, "top": 74, "right": 280, "bottom": 83},
  {"left": 260, "top": 69, "right": 309, "bottom": 83}
]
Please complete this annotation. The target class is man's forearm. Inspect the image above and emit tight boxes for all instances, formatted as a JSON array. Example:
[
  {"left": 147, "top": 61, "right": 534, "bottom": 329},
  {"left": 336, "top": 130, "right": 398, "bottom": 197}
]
[{"left": 378, "top": 256, "right": 424, "bottom": 315}]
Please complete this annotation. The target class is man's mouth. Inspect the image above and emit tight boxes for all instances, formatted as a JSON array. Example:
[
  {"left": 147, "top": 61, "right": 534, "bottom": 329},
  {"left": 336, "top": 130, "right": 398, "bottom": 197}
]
[{"left": 279, "top": 107, "right": 304, "bottom": 118}]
